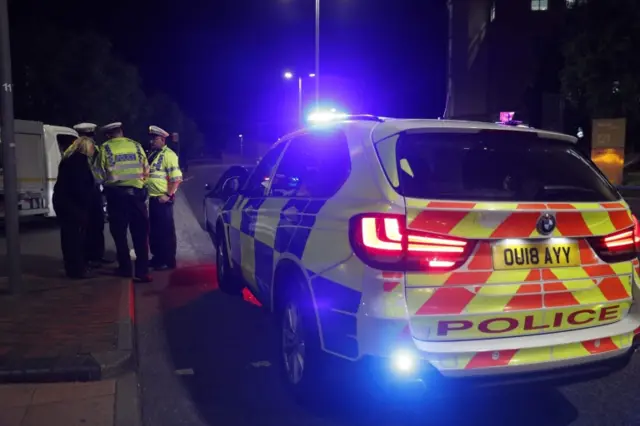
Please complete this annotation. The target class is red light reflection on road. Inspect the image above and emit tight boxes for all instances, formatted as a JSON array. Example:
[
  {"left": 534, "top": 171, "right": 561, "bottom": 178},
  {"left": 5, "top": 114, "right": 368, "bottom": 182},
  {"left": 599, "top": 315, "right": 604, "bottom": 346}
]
[{"left": 158, "top": 263, "right": 263, "bottom": 311}]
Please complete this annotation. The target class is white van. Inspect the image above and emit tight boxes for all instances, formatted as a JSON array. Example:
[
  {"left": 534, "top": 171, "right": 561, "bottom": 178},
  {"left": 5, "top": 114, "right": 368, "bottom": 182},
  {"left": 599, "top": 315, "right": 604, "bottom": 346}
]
[{"left": 0, "top": 120, "right": 78, "bottom": 218}]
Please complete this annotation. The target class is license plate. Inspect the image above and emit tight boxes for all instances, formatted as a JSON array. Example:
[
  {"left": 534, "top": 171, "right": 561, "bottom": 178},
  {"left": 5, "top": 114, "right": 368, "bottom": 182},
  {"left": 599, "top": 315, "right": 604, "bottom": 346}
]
[{"left": 492, "top": 240, "right": 580, "bottom": 270}]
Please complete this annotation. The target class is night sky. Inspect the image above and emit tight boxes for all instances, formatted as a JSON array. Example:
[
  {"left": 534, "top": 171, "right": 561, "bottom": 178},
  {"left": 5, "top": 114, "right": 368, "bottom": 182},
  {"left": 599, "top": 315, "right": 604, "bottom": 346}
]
[{"left": 10, "top": 0, "right": 448, "bottom": 140}]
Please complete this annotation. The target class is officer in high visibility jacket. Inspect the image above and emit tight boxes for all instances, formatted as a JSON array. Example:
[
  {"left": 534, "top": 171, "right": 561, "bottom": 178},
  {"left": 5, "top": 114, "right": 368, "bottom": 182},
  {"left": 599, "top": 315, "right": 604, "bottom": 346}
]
[
  {"left": 98, "top": 122, "right": 152, "bottom": 282},
  {"left": 147, "top": 125, "right": 182, "bottom": 270},
  {"left": 72, "top": 123, "right": 112, "bottom": 267}
]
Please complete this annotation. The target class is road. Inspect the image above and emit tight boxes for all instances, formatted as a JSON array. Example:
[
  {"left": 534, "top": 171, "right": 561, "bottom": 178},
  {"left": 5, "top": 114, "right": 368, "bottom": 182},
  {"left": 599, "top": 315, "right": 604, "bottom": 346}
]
[{"left": 134, "top": 163, "right": 640, "bottom": 426}]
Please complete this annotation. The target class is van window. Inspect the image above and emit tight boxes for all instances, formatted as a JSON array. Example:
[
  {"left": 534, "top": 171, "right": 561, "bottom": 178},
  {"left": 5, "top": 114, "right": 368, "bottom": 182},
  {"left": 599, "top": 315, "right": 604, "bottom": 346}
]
[
  {"left": 56, "top": 134, "right": 77, "bottom": 154},
  {"left": 383, "top": 130, "right": 619, "bottom": 202}
]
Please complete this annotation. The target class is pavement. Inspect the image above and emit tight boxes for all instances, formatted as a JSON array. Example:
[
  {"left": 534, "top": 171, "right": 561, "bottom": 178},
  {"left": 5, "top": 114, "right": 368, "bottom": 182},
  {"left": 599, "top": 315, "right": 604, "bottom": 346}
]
[
  {"left": 0, "top": 220, "right": 139, "bottom": 425},
  {"left": 0, "top": 373, "right": 139, "bottom": 426}
]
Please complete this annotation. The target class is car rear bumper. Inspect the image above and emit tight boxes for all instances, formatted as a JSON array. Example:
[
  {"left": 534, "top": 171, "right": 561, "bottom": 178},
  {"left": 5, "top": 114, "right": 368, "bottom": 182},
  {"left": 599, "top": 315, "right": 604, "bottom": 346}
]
[
  {"left": 356, "top": 314, "right": 640, "bottom": 380},
  {"left": 363, "top": 344, "right": 636, "bottom": 389}
]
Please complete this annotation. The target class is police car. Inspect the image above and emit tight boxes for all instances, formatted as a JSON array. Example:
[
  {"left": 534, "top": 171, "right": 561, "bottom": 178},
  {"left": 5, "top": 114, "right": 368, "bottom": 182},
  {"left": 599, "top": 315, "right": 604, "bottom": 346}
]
[{"left": 215, "top": 115, "right": 640, "bottom": 397}]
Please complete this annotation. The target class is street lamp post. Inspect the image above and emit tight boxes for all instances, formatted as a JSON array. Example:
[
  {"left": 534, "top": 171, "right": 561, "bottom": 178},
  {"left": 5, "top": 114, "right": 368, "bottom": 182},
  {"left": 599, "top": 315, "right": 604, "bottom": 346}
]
[
  {"left": 315, "top": 0, "right": 320, "bottom": 108},
  {"left": 297, "top": 77, "right": 302, "bottom": 127},
  {"left": 284, "top": 71, "right": 315, "bottom": 126},
  {"left": 0, "top": 0, "right": 21, "bottom": 294}
]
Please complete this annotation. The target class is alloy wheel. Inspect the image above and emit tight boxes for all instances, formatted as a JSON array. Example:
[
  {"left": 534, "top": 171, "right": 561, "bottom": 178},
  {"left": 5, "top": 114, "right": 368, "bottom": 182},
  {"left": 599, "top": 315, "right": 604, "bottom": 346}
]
[{"left": 282, "top": 302, "right": 306, "bottom": 384}]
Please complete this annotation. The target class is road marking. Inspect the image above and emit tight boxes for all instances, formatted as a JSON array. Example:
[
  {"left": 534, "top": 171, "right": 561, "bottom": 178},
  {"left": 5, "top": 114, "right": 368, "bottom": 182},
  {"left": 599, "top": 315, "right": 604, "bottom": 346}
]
[
  {"left": 248, "top": 361, "right": 271, "bottom": 368},
  {"left": 175, "top": 368, "right": 195, "bottom": 375}
]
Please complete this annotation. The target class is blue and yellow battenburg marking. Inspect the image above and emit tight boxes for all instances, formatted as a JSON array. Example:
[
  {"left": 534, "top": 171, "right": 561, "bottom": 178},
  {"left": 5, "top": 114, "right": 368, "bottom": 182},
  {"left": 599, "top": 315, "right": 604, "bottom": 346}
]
[{"left": 222, "top": 194, "right": 364, "bottom": 358}]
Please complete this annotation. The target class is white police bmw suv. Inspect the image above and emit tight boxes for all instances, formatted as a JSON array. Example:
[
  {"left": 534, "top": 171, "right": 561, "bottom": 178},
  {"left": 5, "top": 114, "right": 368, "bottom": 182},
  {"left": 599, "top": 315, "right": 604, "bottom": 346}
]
[{"left": 215, "top": 115, "right": 640, "bottom": 398}]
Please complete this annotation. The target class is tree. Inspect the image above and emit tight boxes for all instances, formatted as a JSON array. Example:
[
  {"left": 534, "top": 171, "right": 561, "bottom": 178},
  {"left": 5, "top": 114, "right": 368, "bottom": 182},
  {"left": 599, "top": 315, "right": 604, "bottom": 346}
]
[
  {"left": 9, "top": 22, "right": 203, "bottom": 158},
  {"left": 561, "top": 0, "right": 640, "bottom": 123}
]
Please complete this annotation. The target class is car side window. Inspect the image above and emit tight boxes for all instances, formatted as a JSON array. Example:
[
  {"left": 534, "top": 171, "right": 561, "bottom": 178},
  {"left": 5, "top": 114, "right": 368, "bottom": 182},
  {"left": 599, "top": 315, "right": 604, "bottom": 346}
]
[
  {"left": 269, "top": 130, "right": 351, "bottom": 198},
  {"left": 242, "top": 143, "right": 287, "bottom": 197}
]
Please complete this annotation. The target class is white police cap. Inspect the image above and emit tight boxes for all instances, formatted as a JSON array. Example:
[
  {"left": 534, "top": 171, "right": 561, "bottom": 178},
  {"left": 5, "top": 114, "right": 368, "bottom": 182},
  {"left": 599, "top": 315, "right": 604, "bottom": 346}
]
[
  {"left": 101, "top": 122, "right": 123, "bottom": 132},
  {"left": 149, "top": 125, "right": 169, "bottom": 138},
  {"left": 73, "top": 122, "right": 97, "bottom": 133}
]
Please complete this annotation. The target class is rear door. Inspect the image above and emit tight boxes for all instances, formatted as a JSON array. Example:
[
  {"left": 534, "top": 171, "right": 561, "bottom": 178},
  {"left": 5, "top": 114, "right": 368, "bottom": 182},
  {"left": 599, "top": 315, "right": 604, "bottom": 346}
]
[
  {"left": 232, "top": 143, "right": 287, "bottom": 293},
  {"left": 378, "top": 129, "right": 636, "bottom": 342}
]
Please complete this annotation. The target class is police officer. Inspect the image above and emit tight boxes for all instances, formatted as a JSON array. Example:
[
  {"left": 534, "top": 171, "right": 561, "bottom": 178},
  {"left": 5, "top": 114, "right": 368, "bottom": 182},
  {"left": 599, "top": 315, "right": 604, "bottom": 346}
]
[
  {"left": 98, "top": 122, "right": 152, "bottom": 282},
  {"left": 147, "top": 125, "right": 182, "bottom": 270},
  {"left": 72, "top": 123, "right": 112, "bottom": 267}
]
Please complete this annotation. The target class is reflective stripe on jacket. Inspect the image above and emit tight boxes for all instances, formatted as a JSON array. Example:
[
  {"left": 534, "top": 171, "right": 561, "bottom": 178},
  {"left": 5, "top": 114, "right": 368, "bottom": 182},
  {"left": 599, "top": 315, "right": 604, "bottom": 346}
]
[
  {"left": 146, "top": 145, "right": 183, "bottom": 197},
  {"left": 98, "top": 137, "right": 149, "bottom": 189}
]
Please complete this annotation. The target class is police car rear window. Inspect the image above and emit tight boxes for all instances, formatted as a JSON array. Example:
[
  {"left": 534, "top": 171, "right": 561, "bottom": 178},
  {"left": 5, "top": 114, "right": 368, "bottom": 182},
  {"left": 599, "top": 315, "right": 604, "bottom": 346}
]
[{"left": 389, "top": 130, "right": 619, "bottom": 202}]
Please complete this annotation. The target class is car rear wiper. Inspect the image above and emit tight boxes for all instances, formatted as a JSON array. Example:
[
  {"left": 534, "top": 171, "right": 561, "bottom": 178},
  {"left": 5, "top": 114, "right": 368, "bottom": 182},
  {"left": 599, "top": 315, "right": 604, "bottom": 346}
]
[{"left": 542, "top": 185, "right": 599, "bottom": 194}]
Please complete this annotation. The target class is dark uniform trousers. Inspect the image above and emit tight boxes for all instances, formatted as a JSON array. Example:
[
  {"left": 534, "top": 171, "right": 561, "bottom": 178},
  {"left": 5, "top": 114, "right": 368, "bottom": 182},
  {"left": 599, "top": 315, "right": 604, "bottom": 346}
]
[
  {"left": 85, "top": 187, "right": 105, "bottom": 262},
  {"left": 104, "top": 186, "right": 149, "bottom": 277},
  {"left": 149, "top": 196, "right": 177, "bottom": 267}
]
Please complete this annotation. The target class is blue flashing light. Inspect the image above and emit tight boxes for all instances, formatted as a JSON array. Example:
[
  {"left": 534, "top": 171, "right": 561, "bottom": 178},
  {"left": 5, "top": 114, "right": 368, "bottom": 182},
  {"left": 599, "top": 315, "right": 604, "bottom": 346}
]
[
  {"left": 307, "top": 110, "right": 349, "bottom": 123},
  {"left": 390, "top": 349, "right": 418, "bottom": 375}
]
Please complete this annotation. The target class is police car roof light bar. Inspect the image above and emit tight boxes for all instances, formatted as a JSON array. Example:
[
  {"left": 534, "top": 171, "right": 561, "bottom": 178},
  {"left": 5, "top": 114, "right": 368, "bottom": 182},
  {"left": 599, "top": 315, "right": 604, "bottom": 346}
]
[{"left": 344, "top": 114, "right": 385, "bottom": 122}]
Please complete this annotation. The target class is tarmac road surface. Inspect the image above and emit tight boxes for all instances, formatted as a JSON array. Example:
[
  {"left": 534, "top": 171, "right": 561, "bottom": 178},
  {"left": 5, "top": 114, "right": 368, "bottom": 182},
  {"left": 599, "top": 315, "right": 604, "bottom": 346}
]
[{"left": 133, "top": 163, "right": 640, "bottom": 426}]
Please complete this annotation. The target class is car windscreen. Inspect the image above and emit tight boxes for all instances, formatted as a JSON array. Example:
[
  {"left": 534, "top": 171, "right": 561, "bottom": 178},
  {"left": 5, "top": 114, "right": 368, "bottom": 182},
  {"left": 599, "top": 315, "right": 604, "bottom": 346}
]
[{"left": 391, "top": 130, "right": 620, "bottom": 202}]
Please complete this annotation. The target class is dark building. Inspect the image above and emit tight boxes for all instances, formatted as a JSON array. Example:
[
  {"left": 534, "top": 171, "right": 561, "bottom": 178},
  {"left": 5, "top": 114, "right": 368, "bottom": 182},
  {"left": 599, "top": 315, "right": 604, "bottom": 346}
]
[{"left": 444, "top": 0, "right": 575, "bottom": 131}]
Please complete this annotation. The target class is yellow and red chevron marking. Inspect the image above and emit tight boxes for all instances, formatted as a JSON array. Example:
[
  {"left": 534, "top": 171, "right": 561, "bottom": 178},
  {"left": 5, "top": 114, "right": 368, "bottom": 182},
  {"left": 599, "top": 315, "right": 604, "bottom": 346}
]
[
  {"left": 409, "top": 273, "right": 632, "bottom": 316},
  {"left": 403, "top": 236, "right": 633, "bottom": 340},
  {"left": 406, "top": 261, "right": 632, "bottom": 317},
  {"left": 406, "top": 241, "right": 632, "bottom": 290},
  {"left": 426, "top": 330, "right": 635, "bottom": 371},
  {"left": 382, "top": 271, "right": 403, "bottom": 293},
  {"left": 406, "top": 200, "right": 633, "bottom": 239},
  {"left": 381, "top": 271, "right": 406, "bottom": 318},
  {"left": 633, "top": 259, "right": 640, "bottom": 289}
]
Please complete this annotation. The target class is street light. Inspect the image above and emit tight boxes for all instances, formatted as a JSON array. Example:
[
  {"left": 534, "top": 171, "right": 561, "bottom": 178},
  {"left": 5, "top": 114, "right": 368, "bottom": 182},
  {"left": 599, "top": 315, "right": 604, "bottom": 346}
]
[
  {"left": 283, "top": 71, "right": 316, "bottom": 126},
  {"left": 315, "top": 0, "right": 320, "bottom": 108}
]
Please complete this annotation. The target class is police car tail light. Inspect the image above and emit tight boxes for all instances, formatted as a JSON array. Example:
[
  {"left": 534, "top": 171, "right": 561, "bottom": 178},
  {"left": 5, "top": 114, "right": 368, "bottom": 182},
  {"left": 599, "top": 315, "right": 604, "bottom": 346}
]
[
  {"left": 588, "top": 226, "right": 637, "bottom": 263},
  {"left": 350, "top": 213, "right": 474, "bottom": 272}
]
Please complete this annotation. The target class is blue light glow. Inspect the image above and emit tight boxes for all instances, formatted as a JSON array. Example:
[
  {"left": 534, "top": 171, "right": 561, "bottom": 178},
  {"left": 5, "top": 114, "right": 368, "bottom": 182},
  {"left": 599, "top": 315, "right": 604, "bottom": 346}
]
[
  {"left": 390, "top": 349, "right": 418, "bottom": 374},
  {"left": 307, "top": 110, "right": 348, "bottom": 123}
]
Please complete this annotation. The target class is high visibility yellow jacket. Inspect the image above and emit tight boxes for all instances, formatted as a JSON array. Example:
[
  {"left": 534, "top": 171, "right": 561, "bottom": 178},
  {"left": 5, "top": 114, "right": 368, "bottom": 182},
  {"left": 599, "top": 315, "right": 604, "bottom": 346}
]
[
  {"left": 146, "top": 145, "right": 183, "bottom": 197},
  {"left": 98, "top": 137, "right": 149, "bottom": 189}
]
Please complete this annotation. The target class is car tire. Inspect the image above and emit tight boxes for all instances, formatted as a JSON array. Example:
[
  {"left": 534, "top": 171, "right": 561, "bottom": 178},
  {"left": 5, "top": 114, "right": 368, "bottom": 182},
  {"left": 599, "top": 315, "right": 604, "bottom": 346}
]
[
  {"left": 215, "top": 229, "right": 241, "bottom": 295},
  {"left": 277, "top": 278, "right": 331, "bottom": 403}
]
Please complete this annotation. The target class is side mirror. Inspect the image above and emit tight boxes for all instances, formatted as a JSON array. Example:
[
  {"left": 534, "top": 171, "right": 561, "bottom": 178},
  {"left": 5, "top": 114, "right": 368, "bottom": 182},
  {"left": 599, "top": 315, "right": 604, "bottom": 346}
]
[{"left": 221, "top": 176, "right": 240, "bottom": 198}]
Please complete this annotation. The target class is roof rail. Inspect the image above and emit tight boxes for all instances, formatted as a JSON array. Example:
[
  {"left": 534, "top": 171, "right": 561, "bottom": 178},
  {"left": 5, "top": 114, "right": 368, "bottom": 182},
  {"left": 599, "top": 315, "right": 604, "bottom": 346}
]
[
  {"left": 344, "top": 114, "right": 385, "bottom": 122},
  {"left": 495, "top": 120, "right": 530, "bottom": 127}
]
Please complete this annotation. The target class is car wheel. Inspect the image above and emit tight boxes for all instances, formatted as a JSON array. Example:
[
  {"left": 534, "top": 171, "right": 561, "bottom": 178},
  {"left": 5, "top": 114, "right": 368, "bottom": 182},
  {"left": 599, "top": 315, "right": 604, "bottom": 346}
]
[
  {"left": 277, "top": 280, "right": 330, "bottom": 402},
  {"left": 215, "top": 230, "right": 241, "bottom": 295}
]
